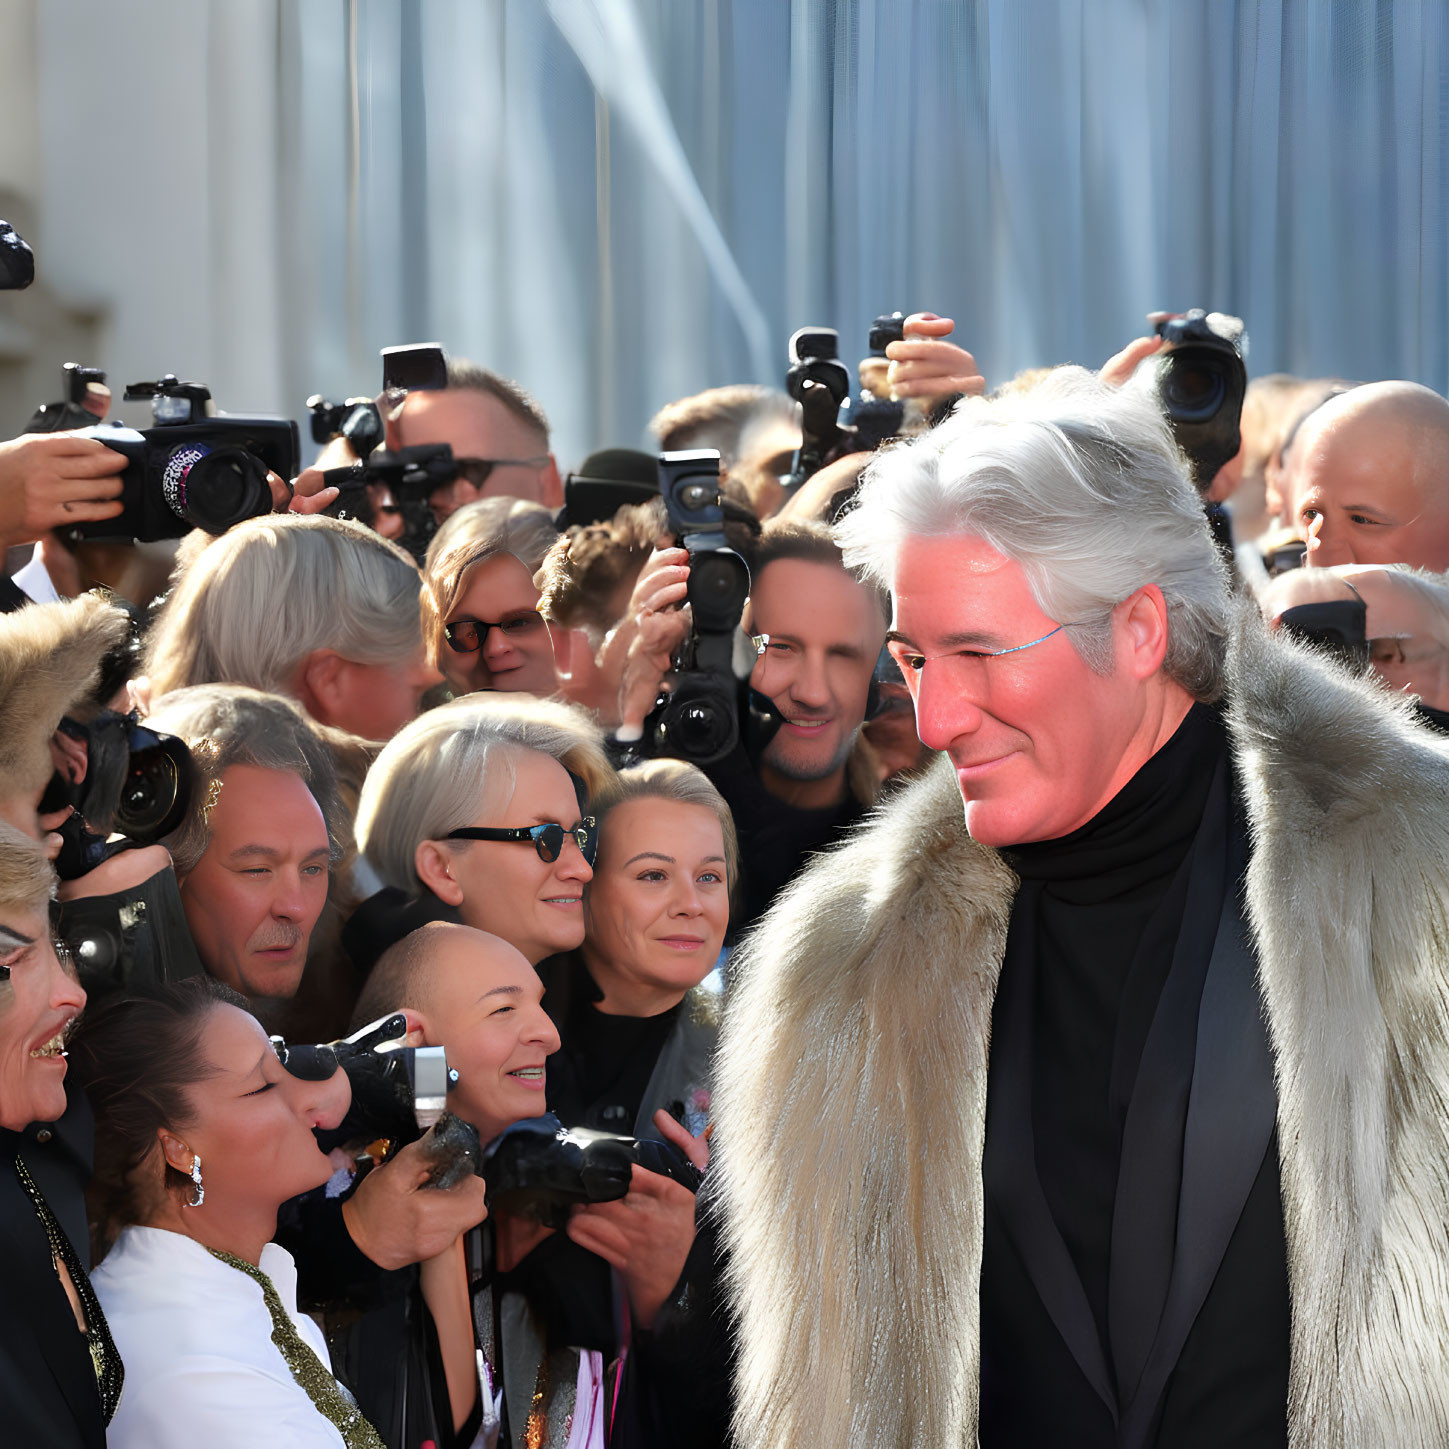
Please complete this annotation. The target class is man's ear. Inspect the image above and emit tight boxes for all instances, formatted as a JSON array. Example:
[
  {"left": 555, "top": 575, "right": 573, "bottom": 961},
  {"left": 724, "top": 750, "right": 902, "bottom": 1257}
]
[
  {"left": 539, "top": 455, "right": 564, "bottom": 510},
  {"left": 415, "top": 838, "right": 464, "bottom": 906},
  {"left": 398, "top": 1007, "right": 430, "bottom": 1048},
  {"left": 1120, "top": 584, "right": 1172, "bottom": 680},
  {"left": 294, "top": 648, "right": 347, "bottom": 726}
]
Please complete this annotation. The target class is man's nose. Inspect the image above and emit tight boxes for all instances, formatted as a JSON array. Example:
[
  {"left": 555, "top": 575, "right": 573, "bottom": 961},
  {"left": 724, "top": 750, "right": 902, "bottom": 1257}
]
[
  {"left": 786, "top": 651, "right": 831, "bottom": 709},
  {"left": 272, "top": 869, "right": 313, "bottom": 920},
  {"left": 912, "top": 662, "right": 985, "bottom": 754},
  {"left": 528, "top": 1005, "right": 562, "bottom": 1054}
]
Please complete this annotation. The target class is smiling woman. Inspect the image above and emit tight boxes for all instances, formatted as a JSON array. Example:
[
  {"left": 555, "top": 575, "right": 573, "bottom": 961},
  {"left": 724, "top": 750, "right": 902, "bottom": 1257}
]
[
  {"left": 70, "top": 979, "right": 378, "bottom": 1449},
  {"left": 0, "top": 821, "right": 123, "bottom": 1449}
]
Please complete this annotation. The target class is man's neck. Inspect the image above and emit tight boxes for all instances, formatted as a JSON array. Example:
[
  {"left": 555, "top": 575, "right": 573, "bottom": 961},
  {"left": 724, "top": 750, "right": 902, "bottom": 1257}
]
[{"left": 757, "top": 759, "right": 849, "bottom": 812}]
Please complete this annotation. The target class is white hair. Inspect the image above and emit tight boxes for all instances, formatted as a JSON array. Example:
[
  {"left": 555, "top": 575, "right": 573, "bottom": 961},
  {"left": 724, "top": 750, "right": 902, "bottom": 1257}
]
[
  {"left": 145, "top": 514, "right": 422, "bottom": 698},
  {"left": 355, "top": 693, "right": 615, "bottom": 891},
  {"left": 834, "top": 366, "right": 1232, "bottom": 700}
]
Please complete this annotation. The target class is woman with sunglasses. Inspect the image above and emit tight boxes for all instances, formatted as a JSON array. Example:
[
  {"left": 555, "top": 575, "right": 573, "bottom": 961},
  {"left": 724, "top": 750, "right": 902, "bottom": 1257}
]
[
  {"left": 354, "top": 693, "right": 617, "bottom": 970},
  {"left": 68, "top": 977, "right": 377, "bottom": 1448},
  {"left": 421, "top": 497, "right": 562, "bottom": 699}
]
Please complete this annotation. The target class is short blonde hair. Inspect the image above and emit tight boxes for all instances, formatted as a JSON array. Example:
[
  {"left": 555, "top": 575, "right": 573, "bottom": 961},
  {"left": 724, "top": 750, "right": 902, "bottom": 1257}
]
[
  {"left": 144, "top": 514, "right": 423, "bottom": 698},
  {"left": 596, "top": 758, "right": 739, "bottom": 893},
  {"left": 0, "top": 820, "right": 54, "bottom": 921},
  {"left": 356, "top": 694, "right": 616, "bottom": 891},
  {"left": 420, "top": 498, "right": 560, "bottom": 669}
]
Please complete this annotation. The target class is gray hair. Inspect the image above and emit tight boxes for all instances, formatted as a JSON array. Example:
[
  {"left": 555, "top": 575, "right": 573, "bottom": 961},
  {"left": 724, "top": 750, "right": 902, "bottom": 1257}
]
[
  {"left": 144, "top": 685, "right": 345, "bottom": 873},
  {"left": 834, "top": 366, "right": 1232, "bottom": 700},
  {"left": 144, "top": 514, "right": 423, "bottom": 699},
  {"left": 356, "top": 693, "right": 616, "bottom": 891},
  {"left": 421, "top": 498, "right": 560, "bottom": 668}
]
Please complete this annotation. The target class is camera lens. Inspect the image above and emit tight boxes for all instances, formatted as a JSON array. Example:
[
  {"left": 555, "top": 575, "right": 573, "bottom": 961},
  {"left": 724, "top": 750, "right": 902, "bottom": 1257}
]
[
  {"left": 161, "top": 443, "right": 274, "bottom": 534},
  {"left": 674, "top": 698, "right": 734, "bottom": 759},
  {"left": 687, "top": 549, "right": 751, "bottom": 633},
  {"left": 114, "top": 748, "right": 183, "bottom": 839},
  {"left": 1160, "top": 352, "right": 1226, "bottom": 424}
]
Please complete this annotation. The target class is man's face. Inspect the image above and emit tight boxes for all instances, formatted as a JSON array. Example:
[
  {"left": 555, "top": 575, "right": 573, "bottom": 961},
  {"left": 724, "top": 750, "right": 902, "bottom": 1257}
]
[
  {"left": 395, "top": 389, "right": 555, "bottom": 519},
  {"left": 887, "top": 534, "right": 1152, "bottom": 848},
  {"left": 411, "top": 928, "right": 561, "bottom": 1144},
  {"left": 746, "top": 558, "right": 886, "bottom": 792},
  {"left": 178, "top": 764, "right": 331, "bottom": 1000},
  {"left": 1293, "top": 418, "right": 1449, "bottom": 571},
  {"left": 442, "top": 554, "right": 557, "bottom": 697}
]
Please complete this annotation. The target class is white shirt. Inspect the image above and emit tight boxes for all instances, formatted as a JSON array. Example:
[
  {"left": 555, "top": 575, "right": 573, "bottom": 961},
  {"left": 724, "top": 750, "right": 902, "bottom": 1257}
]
[{"left": 91, "top": 1225, "right": 349, "bottom": 1449}]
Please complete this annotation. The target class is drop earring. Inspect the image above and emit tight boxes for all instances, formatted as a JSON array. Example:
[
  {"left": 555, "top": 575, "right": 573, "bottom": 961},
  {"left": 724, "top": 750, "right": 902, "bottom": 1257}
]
[{"left": 187, "top": 1154, "right": 204, "bottom": 1208}]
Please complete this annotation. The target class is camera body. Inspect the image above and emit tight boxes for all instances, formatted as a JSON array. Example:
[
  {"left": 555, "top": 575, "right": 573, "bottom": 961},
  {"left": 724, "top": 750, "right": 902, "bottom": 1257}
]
[
  {"left": 646, "top": 450, "right": 753, "bottom": 765},
  {"left": 36, "top": 373, "right": 298, "bottom": 543},
  {"left": 1154, "top": 310, "right": 1248, "bottom": 492},
  {"left": 322, "top": 443, "right": 457, "bottom": 563},
  {"left": 307, "top": 394, "right": 384, "bottom": 459}
]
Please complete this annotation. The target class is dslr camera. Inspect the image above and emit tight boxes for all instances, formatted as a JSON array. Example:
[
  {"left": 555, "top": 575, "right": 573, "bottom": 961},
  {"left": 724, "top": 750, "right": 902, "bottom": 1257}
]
[
  {"left": 322, "top": 443, "right": 458, "bottom": 564},
  {"left": 1153, "top": 310, "right": 1248, "bottom": 492},
  {"left": 644, "top": 450, "right": 753, "bottom": 765},
  {"left": 27, "top": 370, "right": 298, "bottom": 542}
]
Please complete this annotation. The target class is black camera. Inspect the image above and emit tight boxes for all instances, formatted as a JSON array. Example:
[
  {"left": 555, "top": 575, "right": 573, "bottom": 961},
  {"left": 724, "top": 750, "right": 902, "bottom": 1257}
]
[
  {"left": 1154, "top": 310, "right": 1248, "bottom": 493},
  {"left": 26, "top": 363, "right": 108, "bottom": 434},
  {"left": 0, "top": 219, "right": 34, "bottom": 290},
  {"left": 483, "top": 1115, "right": 703, "bottom": 1228},
  {"left": 39, "top": 709, "right": 194, "bottom": 881},
  {"left": 840, "top": 311, "right": 907, "bottom": 450},
  {"left": 280, "top": 1013, "right": 458, "bottom": 1157},
  {"left": 322, "top": 443, "right": 457, "bottom": 563},
  {"left": 29, "top": 372, "right": 299, "bottom": 543},
  {"left": 645, "top": 450, "right": 753, "bottom": 765},
  {"left": 307, "top": 394, "right": 384, "bottom": 459}
]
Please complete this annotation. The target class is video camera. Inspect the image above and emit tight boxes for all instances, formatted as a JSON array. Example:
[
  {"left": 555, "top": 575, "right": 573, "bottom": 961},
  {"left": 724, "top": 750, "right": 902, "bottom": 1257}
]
[
  {"left": 785, "top": 313, "right": 910, "bottom": 492},
  {"left": 644, "top": 450, "right": 753, "bottom": 765},
  {"left": 26, "top": 369, "right": 298, "bottom": 542},
  {"left": 321, "top": 443, "right": 457, "bottom": 563}
]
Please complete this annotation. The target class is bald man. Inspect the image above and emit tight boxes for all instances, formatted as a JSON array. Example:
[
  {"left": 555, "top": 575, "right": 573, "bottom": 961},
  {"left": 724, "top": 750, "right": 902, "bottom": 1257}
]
[
  {"left": 1289, "top": 381, "right": 1449, "bottom": 570},
  {"left": 353, "top": 921, "right": 560, "bottom": 1142}
]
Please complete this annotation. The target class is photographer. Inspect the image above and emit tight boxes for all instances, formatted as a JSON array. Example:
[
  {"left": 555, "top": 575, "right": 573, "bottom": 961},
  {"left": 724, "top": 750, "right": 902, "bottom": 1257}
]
[
  {"left": 143, "top": 513, "right": 438, "bottom": 742},
  {"left": 618, "top": 517, "right": 888, "bottom": 936}
]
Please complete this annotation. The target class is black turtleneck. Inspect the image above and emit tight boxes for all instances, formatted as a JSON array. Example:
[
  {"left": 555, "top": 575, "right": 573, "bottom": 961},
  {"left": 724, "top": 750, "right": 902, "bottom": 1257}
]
[{"left": 1004, "top": 702, "right": 1226, "bottom": 1335}]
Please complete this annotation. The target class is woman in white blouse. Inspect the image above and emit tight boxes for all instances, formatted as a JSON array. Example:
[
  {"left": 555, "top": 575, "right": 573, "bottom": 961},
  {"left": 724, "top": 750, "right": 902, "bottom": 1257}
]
[{"left": 70, "top": 977, "right": 381, "bottom": 1449}]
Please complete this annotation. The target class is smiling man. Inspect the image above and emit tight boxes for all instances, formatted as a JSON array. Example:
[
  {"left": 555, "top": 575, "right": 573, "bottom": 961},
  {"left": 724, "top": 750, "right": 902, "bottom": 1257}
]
[{"left": 713, "top": 367, "right": 1449, "bottom": 1449}]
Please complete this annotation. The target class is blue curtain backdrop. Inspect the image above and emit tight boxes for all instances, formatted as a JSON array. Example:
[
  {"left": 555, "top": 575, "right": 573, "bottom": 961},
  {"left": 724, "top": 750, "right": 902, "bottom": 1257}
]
[{"left": 31, "top": 0, "right": 1449, "bottom": 468}]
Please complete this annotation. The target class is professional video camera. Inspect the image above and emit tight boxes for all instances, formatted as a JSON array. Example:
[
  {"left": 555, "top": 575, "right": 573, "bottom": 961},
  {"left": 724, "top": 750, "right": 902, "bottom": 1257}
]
[
  {"left": 643, "top": 450, "right": 754, "bottom": 765},
  {"left": 784, "top": 314, "right": 911, "bottom": 492},
  {"left": 26, "top": 369, "right": 298, "bottom": 542},
  {"left": 322, "top": 443, "right": 457, "bottom": 563}
]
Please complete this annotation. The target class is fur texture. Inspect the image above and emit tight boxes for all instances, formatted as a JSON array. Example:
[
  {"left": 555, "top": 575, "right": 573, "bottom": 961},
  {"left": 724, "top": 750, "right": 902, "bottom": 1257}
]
[
  {"left": 713, "top": 608, "right": 1449, "bottom": 1448},
  {"left": 0, "top": 594, "right": 129, "bottom": 800}
]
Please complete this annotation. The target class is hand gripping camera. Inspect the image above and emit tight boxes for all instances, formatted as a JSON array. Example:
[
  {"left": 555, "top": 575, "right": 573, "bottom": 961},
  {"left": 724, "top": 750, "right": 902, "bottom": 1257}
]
[
  {"left": 28, "top": 370, "right": 298, "bottom": 542},
  {"left": 321, "top": 443, "right": 458, "bottom": 564},
  {"left": 644, "top": 450, "right": 754, "bottom": 765}
]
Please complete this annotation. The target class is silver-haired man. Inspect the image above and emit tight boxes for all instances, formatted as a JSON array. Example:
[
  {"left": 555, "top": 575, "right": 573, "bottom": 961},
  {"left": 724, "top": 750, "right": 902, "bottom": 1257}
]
[{"left": 713, "top": 368, "right": 1449, "bottom": 1448}]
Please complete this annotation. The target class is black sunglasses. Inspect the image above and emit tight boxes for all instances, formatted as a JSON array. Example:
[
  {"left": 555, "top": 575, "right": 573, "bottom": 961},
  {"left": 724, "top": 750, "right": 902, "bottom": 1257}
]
[
  {"left": 443, "top": 613, "right": 545, "bottom": 654},
  {"left": 445, "top": 816, "right": 598, "bottom": 865},
  {"left": 453, "top": 454, "right": 551, "bottom": 489}
]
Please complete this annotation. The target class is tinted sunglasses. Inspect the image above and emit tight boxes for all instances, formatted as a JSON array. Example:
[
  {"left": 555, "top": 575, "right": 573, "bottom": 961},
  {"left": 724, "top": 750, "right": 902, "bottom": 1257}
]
[
  {"left": 443, "top": 613, "right": 545, "bottom": 654},
  {"left": 453, "top": 454, "right": 551, "bottom": 489},
  {"left": 445, "top": 816, "right": 598, "bottom": 866}
]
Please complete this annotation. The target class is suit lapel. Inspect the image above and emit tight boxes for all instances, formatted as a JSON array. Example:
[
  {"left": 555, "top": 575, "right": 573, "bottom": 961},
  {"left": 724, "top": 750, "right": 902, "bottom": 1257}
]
[
  {"left": 1117, "top": 815, "right": 1277, "bottom": 1447},
  {"left": 984, "top": 889, "right": 1119, "bottom": 1419}
]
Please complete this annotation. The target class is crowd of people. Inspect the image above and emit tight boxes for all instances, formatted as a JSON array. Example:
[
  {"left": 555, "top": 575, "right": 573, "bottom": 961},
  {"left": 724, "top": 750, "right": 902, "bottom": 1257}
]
[{"left": 4, "top": 293, "right": 1449, "bottom": 1449}]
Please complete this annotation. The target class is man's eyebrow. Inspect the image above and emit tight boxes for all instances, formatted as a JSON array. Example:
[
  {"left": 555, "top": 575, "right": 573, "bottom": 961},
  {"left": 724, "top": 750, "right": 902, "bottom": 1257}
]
[
  {"left": 227, "top": 843, "right": 332, "bottom": 861},
  {"left": 886, "top": 628, "right": 1005, "bottom": 650}
]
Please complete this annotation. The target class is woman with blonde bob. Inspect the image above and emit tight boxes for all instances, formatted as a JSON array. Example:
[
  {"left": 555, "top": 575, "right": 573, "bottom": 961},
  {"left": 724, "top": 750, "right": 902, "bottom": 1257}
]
[
  {"left": 144, "top": 514, "right": 438, "bottom": 742},
  {"left": 354, "top": 694, "right": 616, "bottom": 968}
]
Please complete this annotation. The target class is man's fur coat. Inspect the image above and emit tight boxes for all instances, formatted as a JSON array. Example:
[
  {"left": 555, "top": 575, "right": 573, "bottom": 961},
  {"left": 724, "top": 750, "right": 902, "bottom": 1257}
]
[{"left": 712, "top": 611, "right": 1449, "bottom": 1448}]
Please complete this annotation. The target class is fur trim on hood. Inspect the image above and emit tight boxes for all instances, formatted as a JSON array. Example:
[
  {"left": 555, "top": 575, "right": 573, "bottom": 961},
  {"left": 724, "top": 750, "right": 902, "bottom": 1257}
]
[{"left": 0, "top": 593, "right": 130, "bottom": 801}]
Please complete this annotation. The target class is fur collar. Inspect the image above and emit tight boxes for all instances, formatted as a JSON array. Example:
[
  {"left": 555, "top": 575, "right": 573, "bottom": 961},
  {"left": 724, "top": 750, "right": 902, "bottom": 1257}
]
[{"left": 714, "top": 607, "right": 1449, "bottom": 1448}]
